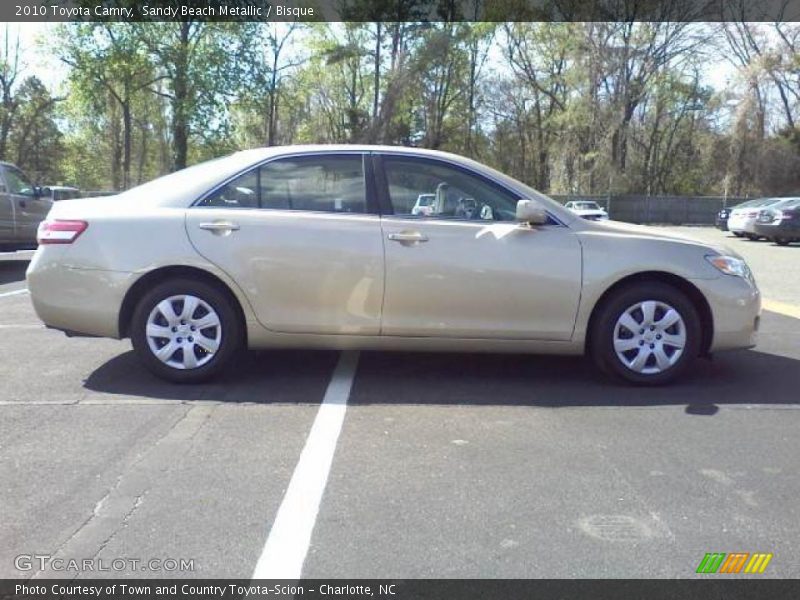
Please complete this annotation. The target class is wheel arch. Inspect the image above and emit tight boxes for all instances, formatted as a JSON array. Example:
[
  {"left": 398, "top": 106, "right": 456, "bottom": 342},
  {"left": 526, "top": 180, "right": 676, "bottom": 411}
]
[
  {"left": 585, "top": 271, "right": 713, "bottom": 357},
  {"left": 119, "top": 265, "right": 248, "bottom": 344}
]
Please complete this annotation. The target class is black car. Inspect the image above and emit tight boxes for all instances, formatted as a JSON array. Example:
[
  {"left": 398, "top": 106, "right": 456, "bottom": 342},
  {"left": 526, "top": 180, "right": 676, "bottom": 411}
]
[
  {"left": 716, "top": 207, "right": 732, "bottom": 231},
  {"left": 753, "top": 198, "right": 800, "bottom": 245}
]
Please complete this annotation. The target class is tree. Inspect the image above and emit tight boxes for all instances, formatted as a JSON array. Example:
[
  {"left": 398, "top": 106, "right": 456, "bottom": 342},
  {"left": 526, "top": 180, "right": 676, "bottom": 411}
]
[
  {"left": 9, "top": 76, "right": 63, "bottom": 182},
  {"left": 138, "top": 22, "right": 253, "bottom": 169},
  {"left": 0, "top": 25, "right": 22, "bottom": 160},
  {"left": 58, "top": 23, "right": 161, "bottom": 189}
]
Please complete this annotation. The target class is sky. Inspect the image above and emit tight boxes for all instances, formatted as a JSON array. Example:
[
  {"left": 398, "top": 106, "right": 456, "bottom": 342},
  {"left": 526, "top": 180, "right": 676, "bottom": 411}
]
[{"left": 4, "top": 22, "right": 736, "bottom": 95}]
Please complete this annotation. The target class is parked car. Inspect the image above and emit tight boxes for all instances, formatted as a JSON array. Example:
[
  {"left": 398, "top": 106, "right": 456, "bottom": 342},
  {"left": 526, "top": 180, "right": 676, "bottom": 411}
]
[
  {"left": 0, "top": 162, "right": 52, "bottom": 248},
  {"left": 411, "top": 193, "right": 436, "bottom": 216},
  {"left": 564, "top": 200, "right": 609, "bottom": 220},
  {"left": 27, "top": 145, "right": 760, "bottom": 386},
  {"left": 716, "top": 206, "right": 732, "bottom": 231},
  {"left": 43, "top": 185, "right": 81, "bottom": 201},
  {"left": 753, "top": 197, "right": 800, "bottom": 246},
  {"left": 727, "top": 198, "right": 784, "bottom": 240}
]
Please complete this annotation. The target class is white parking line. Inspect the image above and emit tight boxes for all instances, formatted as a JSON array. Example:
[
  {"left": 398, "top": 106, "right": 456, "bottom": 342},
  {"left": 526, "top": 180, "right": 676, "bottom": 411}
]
[
  {"left": 763, "top": 299, "right": 800, "bottom": 320},
  {"left": 252, "top": 350, "right": 360, "bottom": 580},
  {"left": 0, "top": 288, "right": 28, "bottom": 298}
]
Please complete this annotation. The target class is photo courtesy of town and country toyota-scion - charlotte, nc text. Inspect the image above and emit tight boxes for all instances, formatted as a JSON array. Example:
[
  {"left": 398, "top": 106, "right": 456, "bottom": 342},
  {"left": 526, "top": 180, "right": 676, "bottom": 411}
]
[
  {"left": 16, "top": 3, "right": 315, "bottom": 19},
  {"left": 14, "top": 583, "right": 395, "bottom": 597}
]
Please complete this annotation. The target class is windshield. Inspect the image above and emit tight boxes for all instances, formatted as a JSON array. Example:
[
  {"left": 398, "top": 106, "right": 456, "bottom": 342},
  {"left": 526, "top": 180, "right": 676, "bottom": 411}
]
[{"left": 575, "top": 202, "right": 600, "bottom": 210}]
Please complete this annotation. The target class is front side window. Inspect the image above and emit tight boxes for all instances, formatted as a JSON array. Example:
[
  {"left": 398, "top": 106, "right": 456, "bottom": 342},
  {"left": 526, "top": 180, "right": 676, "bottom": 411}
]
[
  {"left": 197, "top": 154, "right": 367, "bottom": 214},
  {"left": 4, "top": 167, "right": 35, "bottom": 196},
  {"left": 384, "top": 157, "right": 520, "bottom": 221}
]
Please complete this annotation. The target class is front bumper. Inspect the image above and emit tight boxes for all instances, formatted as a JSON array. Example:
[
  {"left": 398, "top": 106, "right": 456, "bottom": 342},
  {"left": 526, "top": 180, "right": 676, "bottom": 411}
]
[
  {"left": 692, "top": 274, "right": 761, "bottom": 351},
  {"left": 26, "top": 247, "right": 136, "bottom": 339}
]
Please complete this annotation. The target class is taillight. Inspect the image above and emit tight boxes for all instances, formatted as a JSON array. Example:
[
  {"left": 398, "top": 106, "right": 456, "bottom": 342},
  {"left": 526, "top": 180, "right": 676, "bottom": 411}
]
[{"left": 37, "top": 220, "right": 88, "bottom": 244}]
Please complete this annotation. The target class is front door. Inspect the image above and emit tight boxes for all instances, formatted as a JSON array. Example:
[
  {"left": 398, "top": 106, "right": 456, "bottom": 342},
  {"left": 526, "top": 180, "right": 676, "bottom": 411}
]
[
  {"left": 2, "top": 165, "right": 51, "bottom": 244},
  {"left": 186, "top": 153, "right": 385, "bottom": 335},
  {"left": 378, "top": 155, "right": 582, "bottom": 340}
]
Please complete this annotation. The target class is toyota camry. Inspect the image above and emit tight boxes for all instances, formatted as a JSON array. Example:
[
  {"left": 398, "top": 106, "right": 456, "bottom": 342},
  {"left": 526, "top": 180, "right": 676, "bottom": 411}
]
[{"left": 26, "top": 145, "right": 760, "bottom": 385}]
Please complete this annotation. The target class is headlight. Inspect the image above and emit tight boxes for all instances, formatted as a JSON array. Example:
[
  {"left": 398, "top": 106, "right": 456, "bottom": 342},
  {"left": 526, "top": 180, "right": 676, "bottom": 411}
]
[{"left": 705, "top": 255, "right": 752, "bottom": 279}]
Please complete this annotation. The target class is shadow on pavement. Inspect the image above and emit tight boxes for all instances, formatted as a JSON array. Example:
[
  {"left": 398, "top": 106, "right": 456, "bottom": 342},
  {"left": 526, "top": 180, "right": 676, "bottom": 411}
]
[
  {"left": 83, "top": 310, "right": 799, "bottom": 411},
  {"left": 0, "top": 261, "right": 28, "bottom": 286},
  {"left": 83, "top": 349, "right": 339, "bottom": 403},
  {"left": 82, "top": 345, "right": 800, "bottom": 412}
]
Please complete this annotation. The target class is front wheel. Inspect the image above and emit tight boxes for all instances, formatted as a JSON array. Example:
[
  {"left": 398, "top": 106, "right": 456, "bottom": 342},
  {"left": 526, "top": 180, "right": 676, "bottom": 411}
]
[
  {"left": 590, "top": 282, "right": 702, "bottom": 385},
  {"left": 130, "top": 278, "right": 243, "bottom": 383}
]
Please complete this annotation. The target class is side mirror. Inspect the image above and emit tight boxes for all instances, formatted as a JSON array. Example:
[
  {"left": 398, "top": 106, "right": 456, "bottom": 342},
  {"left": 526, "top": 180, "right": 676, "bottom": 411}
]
[{"left": 516, "top": 199, "right": 548, "bottom": 225}]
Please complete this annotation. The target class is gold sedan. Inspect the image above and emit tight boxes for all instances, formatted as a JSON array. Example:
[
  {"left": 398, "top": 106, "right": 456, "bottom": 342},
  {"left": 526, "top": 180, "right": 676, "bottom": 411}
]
[{"left": 27, "top": 146, "right": 760, "bottom": 385}]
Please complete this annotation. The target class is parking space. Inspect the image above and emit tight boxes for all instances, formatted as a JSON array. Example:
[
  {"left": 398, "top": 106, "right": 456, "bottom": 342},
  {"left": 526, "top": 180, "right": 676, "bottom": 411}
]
[{"left": 1, "top": 227, "right": 799, "bottom": 580}]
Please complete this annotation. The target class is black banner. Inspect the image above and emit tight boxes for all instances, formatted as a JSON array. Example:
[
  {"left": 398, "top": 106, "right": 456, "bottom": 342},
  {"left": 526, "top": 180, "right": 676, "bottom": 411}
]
[
  {"left": 2, "top": 580, "right": 800, "bottom": 600},
  {"left": 4, "top": 0, "right": 800, "bottom": 23}
]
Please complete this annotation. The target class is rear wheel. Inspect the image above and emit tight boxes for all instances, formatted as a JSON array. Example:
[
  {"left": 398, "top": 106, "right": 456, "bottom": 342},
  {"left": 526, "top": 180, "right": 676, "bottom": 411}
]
[
  {"left": 130, "top": 278, "right": 243, "bottom": 383},
  {"left": 732, "top": 232, "right": 744, "bottom": 237},
  {"left": 744, "top": 233, "right": 759, "bottom": 241},
  {"left": 590, "top": 282, "right": 702, "bottom": 385},
  {"left": 775, "top": 238, "right": 791, "bottom": 246}
]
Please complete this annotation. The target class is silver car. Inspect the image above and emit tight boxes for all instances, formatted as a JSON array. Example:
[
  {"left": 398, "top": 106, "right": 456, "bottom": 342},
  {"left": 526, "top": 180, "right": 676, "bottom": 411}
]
[
  {"left": 27, "top": 145, "right": 760, "bottom": 385},
  {"left": 0, "top": 162, "right": 52, "bottom": 247}
]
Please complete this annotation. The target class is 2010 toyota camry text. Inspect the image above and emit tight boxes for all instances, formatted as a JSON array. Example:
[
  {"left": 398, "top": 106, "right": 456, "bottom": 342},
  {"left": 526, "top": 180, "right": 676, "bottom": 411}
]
[{"left": 26, "top": 145, "right": 760, "bottom": 385}]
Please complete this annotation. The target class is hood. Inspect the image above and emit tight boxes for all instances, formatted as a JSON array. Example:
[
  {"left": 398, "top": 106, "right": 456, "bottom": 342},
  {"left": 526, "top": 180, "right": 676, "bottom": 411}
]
[{"left": 577, "top": 220, "right": 740, "bottom": 257}]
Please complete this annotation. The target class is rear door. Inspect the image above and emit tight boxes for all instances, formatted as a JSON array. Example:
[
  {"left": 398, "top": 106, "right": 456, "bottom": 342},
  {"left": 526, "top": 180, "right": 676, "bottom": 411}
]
[{"left": 186, "top": 152, "right": 385, "bottom": 335}]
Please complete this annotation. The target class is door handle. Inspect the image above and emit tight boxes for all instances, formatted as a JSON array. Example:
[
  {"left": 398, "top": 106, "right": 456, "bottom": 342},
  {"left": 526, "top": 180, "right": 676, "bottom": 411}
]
[
  {"left": 387, "top": 231, "right": 429, "bottom": 244},
  {"left": 199, "top": 221, "right": 240, "bottom": 235}
]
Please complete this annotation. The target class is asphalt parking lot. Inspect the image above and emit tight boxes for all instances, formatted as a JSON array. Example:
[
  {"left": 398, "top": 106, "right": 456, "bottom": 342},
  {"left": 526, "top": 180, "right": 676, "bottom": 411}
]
[{"left": 1, "top": 227, "right": 799, "bottom": 580}]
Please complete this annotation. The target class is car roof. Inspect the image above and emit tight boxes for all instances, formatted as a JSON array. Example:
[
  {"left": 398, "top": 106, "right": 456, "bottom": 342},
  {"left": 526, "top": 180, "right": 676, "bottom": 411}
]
[
  {"left": 117, "top": 144, "right": 577, "bottom": 224},
  {"left": 772, "top": 197, "right": 800, "bottom": 207}
]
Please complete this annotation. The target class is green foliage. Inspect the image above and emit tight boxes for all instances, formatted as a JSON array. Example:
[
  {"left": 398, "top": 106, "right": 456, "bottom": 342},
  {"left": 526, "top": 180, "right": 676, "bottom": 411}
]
[{"left": 6, "top": 20, "right": 800, "bottom": 197}]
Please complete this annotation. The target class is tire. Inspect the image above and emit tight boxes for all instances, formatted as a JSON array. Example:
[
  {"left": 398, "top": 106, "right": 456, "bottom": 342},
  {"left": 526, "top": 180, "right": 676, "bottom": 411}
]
[
  {"left": 744, "top": 233, "right": 758, "bottom": 241},
  {"left": 776, "top": 238, "right": 791, "bottom": 246},
  {"left": 130, "top": 278, "right": 243, "bottom": 383},
  {"left": 590, "top": 282, "right": 702, "bottom": 386},
  {"left": 732, "top": 232, "right": 744, "bottom": 237}
]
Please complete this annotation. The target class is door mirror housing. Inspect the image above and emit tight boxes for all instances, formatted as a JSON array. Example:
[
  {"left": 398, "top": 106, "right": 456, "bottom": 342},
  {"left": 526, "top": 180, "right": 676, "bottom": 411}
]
[{"left": 516, "top": 199, "right": 548, "bottom": 225}]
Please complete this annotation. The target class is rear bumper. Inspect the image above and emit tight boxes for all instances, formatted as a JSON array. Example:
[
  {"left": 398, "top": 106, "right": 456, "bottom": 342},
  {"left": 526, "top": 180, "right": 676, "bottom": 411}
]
[
  {"left": 692, "top": 275, "right": 761, "bottom": 352},
  {"left": 26, "top": 247, "right": 135, "bottom": 338},
  {"left": 727, "top": 216, "right": 751, "bottom": 233}
]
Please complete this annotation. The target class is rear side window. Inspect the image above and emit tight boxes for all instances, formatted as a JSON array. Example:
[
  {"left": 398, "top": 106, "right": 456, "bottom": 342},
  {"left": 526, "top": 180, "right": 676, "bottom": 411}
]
[{"left": 198, "top": 155, "right": 367, "bottom": 214}]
